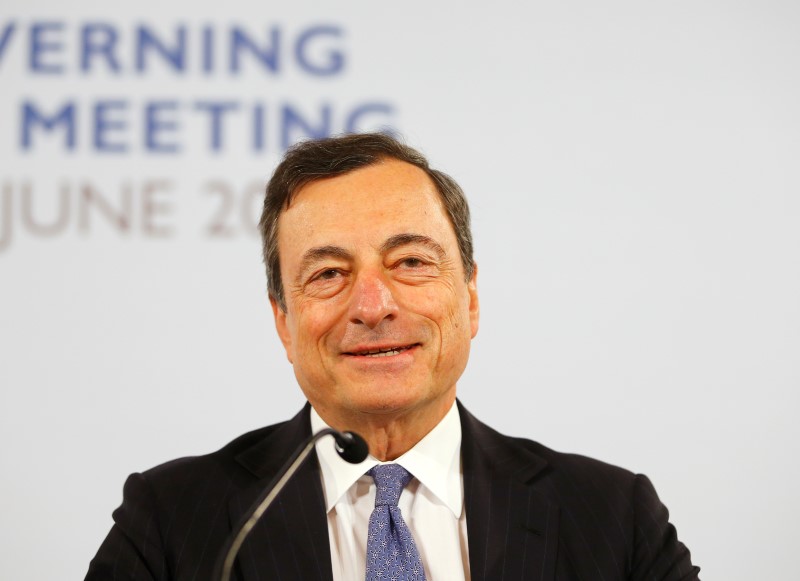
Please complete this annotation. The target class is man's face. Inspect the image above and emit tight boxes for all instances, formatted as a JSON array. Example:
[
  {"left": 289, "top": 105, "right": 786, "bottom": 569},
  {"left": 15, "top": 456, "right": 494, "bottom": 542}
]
[{"left": 271, "top": 159, "right": 479, "bottom": 423}]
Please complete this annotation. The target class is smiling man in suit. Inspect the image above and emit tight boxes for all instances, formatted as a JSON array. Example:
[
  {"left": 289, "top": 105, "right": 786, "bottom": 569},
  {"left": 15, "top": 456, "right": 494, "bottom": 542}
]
[{"left": 87, "top": 133, "right": 700, "bottom": 580}]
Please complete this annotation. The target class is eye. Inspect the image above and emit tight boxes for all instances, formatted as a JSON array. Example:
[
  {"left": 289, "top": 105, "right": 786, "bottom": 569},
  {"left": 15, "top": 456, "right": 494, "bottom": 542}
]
[
  {"left": 315, "top": 268, "right": 341, "bottom": 281},
  {"left": 399, "top": 257, "right": 425, "bottom": 268},
  {"left": 302, "top": 267, "right": 348, "bottom": 298}
]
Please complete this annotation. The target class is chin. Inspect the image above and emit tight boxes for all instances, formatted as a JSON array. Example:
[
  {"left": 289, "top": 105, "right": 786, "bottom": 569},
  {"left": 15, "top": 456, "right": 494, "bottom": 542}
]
[{"left": 344, "top": 383, "right": 430, "bottom": 415}]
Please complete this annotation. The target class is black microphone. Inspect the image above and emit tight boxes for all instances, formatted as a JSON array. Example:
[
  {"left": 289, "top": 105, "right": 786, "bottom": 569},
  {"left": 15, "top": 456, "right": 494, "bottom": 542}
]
[
  {"left": 333, "top": 430, "right": 369, "bottom": 464},
  {"left": 214, "top": 428, "right": 368, "bottom": 581}
]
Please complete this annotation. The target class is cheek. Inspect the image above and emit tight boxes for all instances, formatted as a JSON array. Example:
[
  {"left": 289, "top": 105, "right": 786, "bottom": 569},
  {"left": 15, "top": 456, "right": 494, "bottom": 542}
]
[
  {"left": 441, "top": 291, "right": 476, "bottom": 353},
  {"left": 399, "top": 285, "right": 471, "bottom": 338},
  {"left": 395, "top": 286, "right": 442, "bottom": 320},
  {"left": 291, "top": 302, "right": 345, "bottom": 354}
]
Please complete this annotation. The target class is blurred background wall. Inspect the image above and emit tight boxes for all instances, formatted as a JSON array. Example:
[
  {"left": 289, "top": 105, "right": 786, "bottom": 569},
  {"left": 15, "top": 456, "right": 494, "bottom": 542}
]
[{"left": 1, "top": 1, "right": 798, "bottom": 578}]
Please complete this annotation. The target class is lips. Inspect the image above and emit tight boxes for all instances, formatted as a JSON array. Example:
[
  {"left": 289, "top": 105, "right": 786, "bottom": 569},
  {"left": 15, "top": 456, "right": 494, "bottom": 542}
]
[{"left": 344, "top": 344, "right": 419, "bottom": 357}]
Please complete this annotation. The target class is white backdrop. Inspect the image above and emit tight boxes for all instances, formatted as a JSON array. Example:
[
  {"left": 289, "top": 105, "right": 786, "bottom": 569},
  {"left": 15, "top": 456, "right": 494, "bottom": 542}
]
[{"left": 1, "top": 1, "right": 798, "bottom": 579}]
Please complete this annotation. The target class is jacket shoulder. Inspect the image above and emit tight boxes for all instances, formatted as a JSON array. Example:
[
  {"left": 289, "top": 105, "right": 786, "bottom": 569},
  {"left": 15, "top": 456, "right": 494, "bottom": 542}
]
[
  {"left": 516, "top": 435, "right": 637, "bottom": 486},
  {"left": 459, "top": 402, "right": 636, "bottom": 489},
  {"left": 135, "top": 419, "right": 286, "bottom": 491},
  {"left": 460, "top": 407, "right": 699, "bottom": 579}
]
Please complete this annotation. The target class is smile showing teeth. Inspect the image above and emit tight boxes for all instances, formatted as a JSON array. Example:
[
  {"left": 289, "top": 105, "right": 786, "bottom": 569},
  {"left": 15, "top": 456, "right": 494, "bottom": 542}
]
[{"left": 351, "top": 345, "right": 414, "bottom": 357}]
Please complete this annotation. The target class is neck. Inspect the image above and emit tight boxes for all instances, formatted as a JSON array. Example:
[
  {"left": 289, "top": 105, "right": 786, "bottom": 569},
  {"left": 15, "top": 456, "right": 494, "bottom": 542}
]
[{"left": 313, "top": 391, "right": 456, "bottom": 461}]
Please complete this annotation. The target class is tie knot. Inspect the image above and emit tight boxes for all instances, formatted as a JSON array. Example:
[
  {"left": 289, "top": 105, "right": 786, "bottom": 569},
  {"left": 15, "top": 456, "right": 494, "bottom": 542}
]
[{"left": 368, "top": 464, "right": 413, "bottom": 507}]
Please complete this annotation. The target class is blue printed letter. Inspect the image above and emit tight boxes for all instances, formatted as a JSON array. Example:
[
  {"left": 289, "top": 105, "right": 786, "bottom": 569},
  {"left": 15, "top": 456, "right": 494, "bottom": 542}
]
[
  {"left": 194, "top": 101, "right": 239, "bottom": 152},
  {"left": 295, "top": 26, "right": 343, "bottom": 76},
  {"left": 30, "top": 22, "right": 65, "bottom": 74},
  {"left": 345, "top": 103, "right": 395, "bottom": 134},
  {"left": 230, "top": 26, "right": 280, "bottom": 74},
  {"left": 94, "top": 100, "right": 128, "bottom": 152},
  {"left": 81, "top": 23, "right": 121, "bottom": 73},
  {"left": 136, "top": 25, "right": 187, "bottom": 72},
  {"left": 281, "top": 103, "right": 331, "bottom": 149},
  {"left": 21, "top": 101, "right": 76, "bottom": 149},
  {"left": 145, "top": 101, "right": 180, "bottom": 153},
  {"left": 0, "top": 22, "right": 17, "bottom": 69}
]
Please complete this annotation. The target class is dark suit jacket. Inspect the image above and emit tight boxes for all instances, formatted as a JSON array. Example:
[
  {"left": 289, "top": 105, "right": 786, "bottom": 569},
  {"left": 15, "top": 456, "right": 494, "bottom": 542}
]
[{"left": 86, "top": 402, "right": 699, "bottom": 580}]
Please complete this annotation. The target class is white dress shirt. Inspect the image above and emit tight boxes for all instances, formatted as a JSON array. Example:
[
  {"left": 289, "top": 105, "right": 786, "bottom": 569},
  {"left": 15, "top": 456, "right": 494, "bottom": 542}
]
[{"left": 311, "top": 403, "right": 470, "bottom": 581}]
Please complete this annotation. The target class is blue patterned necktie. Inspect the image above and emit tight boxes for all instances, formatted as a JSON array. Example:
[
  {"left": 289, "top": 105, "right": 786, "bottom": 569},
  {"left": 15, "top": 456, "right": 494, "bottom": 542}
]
[{"left": 365, "top": 464, "right": 427, "bottom": 581}]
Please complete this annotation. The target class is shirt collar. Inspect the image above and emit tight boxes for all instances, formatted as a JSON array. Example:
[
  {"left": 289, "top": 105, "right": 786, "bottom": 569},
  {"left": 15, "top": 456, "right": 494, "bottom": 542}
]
[{"left": 311, "top": 402, "right": 463, "bottom": 518}]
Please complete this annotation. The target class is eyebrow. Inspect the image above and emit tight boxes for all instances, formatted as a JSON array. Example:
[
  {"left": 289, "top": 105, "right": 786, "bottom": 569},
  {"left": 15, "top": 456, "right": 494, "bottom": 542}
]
[{"left": 379, "top": 233, "right": 447, "bottom": 259}]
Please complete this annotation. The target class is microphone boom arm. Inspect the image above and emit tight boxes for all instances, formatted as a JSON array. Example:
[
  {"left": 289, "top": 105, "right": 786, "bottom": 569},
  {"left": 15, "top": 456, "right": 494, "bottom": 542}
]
[{"left": 215, "top": 427, "right": 365, "bottom": 581}]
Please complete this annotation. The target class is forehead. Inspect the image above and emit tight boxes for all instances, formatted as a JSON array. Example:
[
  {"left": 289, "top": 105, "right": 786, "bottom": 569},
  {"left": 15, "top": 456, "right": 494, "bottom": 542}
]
[{"left": 277, "top": 159, "right": 457, "bottom": 253}]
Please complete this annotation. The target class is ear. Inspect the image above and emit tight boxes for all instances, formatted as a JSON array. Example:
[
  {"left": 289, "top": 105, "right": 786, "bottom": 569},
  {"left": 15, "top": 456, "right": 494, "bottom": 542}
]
[
  {"left": 468, "top": 262, "right": 480, "bottom": 338},
  {"left": 270, "top": 297, "right": 294, "bottom": 364}
]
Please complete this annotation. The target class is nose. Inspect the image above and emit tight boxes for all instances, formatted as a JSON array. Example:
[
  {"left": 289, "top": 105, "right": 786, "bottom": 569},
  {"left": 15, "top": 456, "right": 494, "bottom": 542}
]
[{"left": 347, "top": 270, "right": 399, "bottom": 329}]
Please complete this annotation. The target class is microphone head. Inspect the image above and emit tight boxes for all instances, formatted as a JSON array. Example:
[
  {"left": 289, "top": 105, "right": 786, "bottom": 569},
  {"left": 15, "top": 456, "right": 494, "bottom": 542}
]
[{"left": 334, "top": 431, "right": 369, "bottom": 464}]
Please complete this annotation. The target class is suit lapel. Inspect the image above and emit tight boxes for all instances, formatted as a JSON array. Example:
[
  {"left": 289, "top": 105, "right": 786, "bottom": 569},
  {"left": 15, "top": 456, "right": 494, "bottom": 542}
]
[
  {"left": 219, "top": 402, "right": 559, "bottom": 581},
  {"left": 460, "top": 402, "right": 559, "bottom": 581},
  {"left": 228, "top": 405, "right": 333, "bottom": 581}
]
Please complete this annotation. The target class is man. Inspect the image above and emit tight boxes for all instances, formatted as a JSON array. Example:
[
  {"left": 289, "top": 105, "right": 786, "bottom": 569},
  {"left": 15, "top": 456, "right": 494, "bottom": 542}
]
[{"left": 87, "top": 133, "right": 700, "bottom": 580}]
